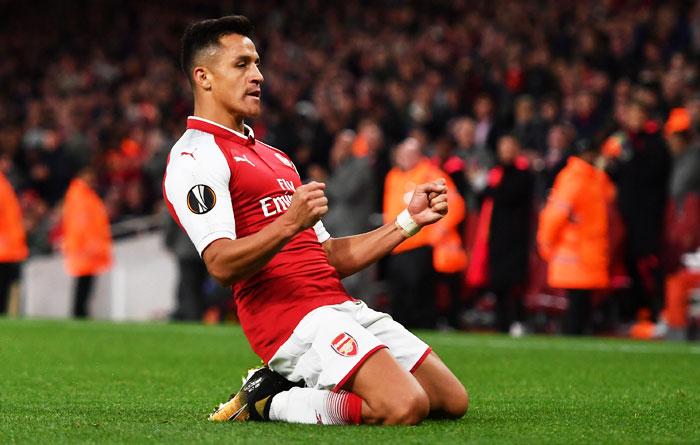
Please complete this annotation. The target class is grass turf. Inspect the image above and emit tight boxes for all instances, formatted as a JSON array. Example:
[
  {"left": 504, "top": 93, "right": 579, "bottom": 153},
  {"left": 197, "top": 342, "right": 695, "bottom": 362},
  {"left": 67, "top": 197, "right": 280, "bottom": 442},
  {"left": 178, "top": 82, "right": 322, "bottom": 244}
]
[{"left": 0, "top": 318, "right": 699, "bottom": 444}]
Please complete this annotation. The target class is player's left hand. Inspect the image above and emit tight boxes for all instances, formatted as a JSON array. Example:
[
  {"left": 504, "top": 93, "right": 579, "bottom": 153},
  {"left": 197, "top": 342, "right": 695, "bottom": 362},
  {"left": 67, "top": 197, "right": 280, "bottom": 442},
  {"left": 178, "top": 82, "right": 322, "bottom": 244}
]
[{"left": 407, "top": 179, "right": 448, "bottom": 227}]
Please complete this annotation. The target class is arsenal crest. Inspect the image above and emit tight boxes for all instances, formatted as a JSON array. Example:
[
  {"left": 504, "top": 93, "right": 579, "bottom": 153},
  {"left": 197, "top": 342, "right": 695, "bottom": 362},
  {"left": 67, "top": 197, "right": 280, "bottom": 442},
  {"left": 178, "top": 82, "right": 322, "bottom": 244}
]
[{"left": 331, "top": 332, "right": 358, "bottom": 357}]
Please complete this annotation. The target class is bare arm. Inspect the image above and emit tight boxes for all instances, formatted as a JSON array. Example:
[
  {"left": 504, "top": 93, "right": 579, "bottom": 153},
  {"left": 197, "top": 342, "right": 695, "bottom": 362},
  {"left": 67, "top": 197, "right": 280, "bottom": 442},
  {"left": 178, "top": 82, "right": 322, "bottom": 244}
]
[
  {"left": 203, "top": 182, "right": 328, "bottom": 286},
  {"left": 323, "top": 179, "right": 449, "bottom": 278},
  {"left": 322, "top": 223, "right": 406, "bottom": 278}
]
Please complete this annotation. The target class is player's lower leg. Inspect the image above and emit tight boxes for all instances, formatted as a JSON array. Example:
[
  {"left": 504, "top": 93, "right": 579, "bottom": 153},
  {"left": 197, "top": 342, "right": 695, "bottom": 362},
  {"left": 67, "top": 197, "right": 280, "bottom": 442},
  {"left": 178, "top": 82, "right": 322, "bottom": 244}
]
[
  {"left": 209, "top": 367, "right": 362, "bottom": 424},
  {"left": 411, "top": 352, "right": 469, "bottom": 419},
  {"left": 268, "top": 387, "right": 362, "bottom": 424},
  {"left": 209, "top": 366, "right": 297, "bottom": 422},
  {"left": 344, "top": 348, "right": 431, "bottom": 425}
]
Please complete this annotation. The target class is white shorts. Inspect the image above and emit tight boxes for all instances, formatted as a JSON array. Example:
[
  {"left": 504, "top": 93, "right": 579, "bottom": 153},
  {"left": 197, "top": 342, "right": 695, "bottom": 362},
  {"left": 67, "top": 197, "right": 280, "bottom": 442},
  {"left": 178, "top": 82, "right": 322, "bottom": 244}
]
[{"left": 268, "top": 300, "right": 431, "bottom": 391}]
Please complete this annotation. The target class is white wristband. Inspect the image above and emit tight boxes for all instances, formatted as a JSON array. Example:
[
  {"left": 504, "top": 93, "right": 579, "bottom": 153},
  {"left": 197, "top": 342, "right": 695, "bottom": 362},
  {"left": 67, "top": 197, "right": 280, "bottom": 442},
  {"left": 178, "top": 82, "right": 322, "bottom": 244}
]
[{"left": 395, "top": 209, "right": 421, "bottom": 238}]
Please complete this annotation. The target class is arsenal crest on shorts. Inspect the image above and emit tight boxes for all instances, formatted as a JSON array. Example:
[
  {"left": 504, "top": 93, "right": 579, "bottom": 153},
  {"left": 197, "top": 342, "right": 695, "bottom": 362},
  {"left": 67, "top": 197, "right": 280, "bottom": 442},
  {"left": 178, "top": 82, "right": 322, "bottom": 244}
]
[{"left": 331, "top": 332, "right": 358, "bottom": 357}]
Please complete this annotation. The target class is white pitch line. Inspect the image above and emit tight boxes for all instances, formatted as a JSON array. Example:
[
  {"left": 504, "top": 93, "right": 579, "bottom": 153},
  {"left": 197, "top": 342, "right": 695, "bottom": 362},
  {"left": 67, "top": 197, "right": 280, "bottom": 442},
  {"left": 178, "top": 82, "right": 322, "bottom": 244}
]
[{"left": 427, "top": 336, "right": 700, "bottom": 355}]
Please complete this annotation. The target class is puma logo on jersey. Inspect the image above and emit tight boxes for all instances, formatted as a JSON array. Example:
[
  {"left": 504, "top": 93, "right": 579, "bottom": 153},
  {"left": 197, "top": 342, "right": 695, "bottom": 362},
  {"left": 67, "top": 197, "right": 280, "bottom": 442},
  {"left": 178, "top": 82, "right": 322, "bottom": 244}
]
[
  {"left": 234, "top": 154, "right": 256, "bottom": 167},
  {"left": 180, "top": 148, "right": 197, "bottom": 160}
]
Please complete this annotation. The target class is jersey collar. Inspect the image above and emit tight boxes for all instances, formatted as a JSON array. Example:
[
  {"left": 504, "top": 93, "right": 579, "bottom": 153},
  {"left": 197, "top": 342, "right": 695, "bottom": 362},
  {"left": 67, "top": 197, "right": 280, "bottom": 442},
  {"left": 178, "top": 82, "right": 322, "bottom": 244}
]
[{"left": 187, "top": 116, "right": 255, "bottom": 144}]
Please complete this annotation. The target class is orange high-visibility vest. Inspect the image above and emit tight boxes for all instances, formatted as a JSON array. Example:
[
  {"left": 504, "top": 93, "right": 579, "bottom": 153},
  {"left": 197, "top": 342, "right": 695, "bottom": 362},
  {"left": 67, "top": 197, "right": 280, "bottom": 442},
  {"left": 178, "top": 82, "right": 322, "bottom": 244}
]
[
  {"left": 0, "top": 172, "right": 28, "bottom": 262},
  {"left": 62, "top": 178, "right": 113, "bottom": 277},
  {"left": 537, "top": 157, "right": 615, "bottom": 289},
  {"left": 383, "top": 158, "right": 466, "bottom": 269}
]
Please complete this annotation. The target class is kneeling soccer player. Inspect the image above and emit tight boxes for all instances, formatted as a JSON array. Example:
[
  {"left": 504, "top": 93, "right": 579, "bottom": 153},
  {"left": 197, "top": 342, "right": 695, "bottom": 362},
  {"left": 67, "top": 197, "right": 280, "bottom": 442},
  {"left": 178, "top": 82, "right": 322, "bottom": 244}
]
[{"left": 163, "top": 15, "right": 468, "bottom": 425}]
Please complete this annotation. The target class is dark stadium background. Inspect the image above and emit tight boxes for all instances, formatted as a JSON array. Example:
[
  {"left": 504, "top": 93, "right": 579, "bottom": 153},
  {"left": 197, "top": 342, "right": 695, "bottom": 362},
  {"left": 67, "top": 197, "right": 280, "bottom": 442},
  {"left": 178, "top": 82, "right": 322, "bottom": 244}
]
[{"left": 1, "top": 0, "right": 699, "bottom": 338}]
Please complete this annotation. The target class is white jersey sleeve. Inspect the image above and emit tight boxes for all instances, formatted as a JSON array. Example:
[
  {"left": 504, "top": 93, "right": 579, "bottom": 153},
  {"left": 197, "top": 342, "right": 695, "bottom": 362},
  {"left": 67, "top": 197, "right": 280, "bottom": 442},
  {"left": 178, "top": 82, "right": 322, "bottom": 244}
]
[
  {"left": 163, "top": 130, "right": 236, "bottom": 256},
  {"left": 313, "top": 220, "right": 331, "bottom": 243}
]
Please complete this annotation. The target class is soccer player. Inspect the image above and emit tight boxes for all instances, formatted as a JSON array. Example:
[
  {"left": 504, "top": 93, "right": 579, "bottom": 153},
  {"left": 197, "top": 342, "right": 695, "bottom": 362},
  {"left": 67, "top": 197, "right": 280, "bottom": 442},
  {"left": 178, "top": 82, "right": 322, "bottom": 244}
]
[{"left": 163, "top": 15, "right": 468, "bottom": 425}]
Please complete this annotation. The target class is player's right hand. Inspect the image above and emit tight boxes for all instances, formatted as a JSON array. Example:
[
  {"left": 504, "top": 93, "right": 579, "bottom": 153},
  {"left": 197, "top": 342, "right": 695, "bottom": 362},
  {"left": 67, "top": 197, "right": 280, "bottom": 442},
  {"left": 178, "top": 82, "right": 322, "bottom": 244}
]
[{"left": 281, "top": 181, "right": 328, "bottom": 233}]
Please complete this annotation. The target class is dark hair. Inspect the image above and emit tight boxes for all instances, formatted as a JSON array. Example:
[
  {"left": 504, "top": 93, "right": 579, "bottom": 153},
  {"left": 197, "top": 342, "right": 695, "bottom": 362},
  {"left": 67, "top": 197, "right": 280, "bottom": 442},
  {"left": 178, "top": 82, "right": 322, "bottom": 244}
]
[
  {"left": 498, "top": 133, "right": 520, "bottom": 145},
  {"left": 180, "top": 15, "right": 254, "bottom": 82}
]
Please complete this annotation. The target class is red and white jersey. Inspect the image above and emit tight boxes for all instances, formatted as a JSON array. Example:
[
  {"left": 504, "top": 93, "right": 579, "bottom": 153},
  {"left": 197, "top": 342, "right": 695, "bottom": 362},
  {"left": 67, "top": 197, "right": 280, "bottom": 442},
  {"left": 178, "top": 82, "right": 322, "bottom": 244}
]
[{"left": 163, "top": 117, "right": 352, "bottom": 362}]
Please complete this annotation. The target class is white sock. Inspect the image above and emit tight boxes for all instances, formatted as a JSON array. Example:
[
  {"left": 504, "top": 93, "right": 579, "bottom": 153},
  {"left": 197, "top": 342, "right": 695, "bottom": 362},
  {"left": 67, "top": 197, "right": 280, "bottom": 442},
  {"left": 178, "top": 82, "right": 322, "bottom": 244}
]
[{"left": 268, "top": 387, "right": 362, "bottom": 425}]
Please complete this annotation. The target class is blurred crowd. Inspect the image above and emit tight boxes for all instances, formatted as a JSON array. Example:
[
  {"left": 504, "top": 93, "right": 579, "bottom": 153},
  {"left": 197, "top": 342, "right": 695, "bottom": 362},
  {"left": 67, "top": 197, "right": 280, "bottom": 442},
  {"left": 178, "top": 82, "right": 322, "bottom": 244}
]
[{"left": 1, "top": 0, "right": 700, "bottom": 336}]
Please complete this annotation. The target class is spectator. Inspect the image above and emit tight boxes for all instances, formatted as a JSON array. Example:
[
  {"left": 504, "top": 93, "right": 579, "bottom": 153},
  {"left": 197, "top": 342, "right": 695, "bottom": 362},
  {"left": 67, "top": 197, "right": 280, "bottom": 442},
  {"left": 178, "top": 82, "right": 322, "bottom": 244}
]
[
  {"left": 602, "top": 100, "right": 672, "bottom": 324},
  {"left": 534, "top": 124, "right": 574, "bottom": 200},
  {"left": 571, "top": 91, "right": 602, "bottom": 142},
  {"left": 429, "top": 135, "right": 469, "bottom": 328},
  {"left": 467, "top": 135, "right": 534, "bottom": 334},
  {"left": 449, "top": 117, "right": 493, "bottom": 211},
  {"left": 164, "top": 215, "right": 208, "bottom": 321},
  {"left": 324, "top": 129, "right": 377, "bottom": 299},
  {"left": 62, "top": 167, "right": 113, "bottom": 318},
  {"left": 665, "top": 108, "right": 700, "bottom": 213},
  {"left": 0, "top": 164, "right": 28, "bottom": 314},
  {"left": 659, "top": 107, "right": 700, "bottom": 336},
  {"left": 512, "top": 95, "right": 547, "bottom": 155},
  {"left": 352, "top": 119, "right": 387, "bottom": 215},
  {"left": 537, "top": 140, "right": 615, "bottom": 335},
  {"left": 472, "top": 93, "right": 500, "bottom": 153},
  {"left": 539, "top": 94, "right": 563, "bottom": 133},
  {"left": 383, "top": 138, "right": 462, "bottom": 329},
  {"left": 430, "top": 135, "right": 467, "bottom": 198}
]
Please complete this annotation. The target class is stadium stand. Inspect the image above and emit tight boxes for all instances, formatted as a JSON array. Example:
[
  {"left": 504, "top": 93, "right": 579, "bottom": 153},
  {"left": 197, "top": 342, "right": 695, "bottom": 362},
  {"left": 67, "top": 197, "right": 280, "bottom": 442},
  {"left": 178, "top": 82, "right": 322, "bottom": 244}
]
[{"left": 1, "top": 0, "right": 699, "bottom": 335}]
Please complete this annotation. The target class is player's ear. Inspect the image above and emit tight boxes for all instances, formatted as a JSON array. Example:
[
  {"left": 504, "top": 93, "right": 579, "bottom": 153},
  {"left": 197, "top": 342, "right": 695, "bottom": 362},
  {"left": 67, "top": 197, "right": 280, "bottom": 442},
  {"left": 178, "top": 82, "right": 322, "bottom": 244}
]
[{"left": 193, "top": 66, "right": 212, "bottom": 91}]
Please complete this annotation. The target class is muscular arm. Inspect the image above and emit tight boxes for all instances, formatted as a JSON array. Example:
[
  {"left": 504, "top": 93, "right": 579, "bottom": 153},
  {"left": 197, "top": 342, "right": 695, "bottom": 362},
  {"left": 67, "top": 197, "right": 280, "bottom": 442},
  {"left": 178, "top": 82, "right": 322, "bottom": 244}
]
[
  {"left": 323, "top": 179, "right": 448, "bottom": 278},
  {"left": 322, "top": 223, "right": 407, "bottom": 278},
  {"left": 203, "top": 182, "right": 328, "bottom": 286},
  {"left": 203, "top": 218, "right": 297, "bottom": 286}
]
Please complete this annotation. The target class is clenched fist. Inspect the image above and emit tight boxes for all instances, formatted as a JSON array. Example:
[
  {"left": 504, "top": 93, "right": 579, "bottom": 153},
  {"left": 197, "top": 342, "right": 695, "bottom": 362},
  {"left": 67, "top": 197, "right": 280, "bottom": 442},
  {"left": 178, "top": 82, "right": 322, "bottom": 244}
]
[
  {"left": 280, "top": 181, "right": 328, "bottom": 233},
  {"left": 407, "top": 179, "right": 449, "bottom": 227}
]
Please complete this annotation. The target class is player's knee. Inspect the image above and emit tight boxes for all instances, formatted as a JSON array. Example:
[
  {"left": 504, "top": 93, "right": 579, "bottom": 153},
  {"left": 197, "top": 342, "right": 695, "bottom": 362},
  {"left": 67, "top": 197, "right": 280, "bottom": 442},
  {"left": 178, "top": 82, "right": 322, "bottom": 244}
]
[
  {"left": 444, "top": 384, "right": 469, "bottom": 419},
  {"left": 384, "top": 389, "right": 430, "bottom": 425}
]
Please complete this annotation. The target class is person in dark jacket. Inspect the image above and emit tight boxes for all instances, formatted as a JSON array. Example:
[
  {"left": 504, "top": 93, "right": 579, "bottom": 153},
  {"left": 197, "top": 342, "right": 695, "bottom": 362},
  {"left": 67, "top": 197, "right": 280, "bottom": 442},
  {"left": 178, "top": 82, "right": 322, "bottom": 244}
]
[
  {"left": 164, "top": 215, "right": 208, "bottom": 321},
  {"left": 324, "top": 130, "right": 377, "bottom": 299},
  {"left": 467, "top": 135, "right": 535, "bottom": 333},
  {"left": 602, "top": 100, "right": 672, "bottom": 323}
]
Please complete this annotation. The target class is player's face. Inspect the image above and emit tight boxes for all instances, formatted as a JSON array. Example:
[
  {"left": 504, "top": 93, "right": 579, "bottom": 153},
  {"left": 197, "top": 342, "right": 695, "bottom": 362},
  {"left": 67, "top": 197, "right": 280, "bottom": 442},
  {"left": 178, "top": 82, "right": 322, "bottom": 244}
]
[{"left": 208, "top": 34, "right": 264, "bottom": 119}]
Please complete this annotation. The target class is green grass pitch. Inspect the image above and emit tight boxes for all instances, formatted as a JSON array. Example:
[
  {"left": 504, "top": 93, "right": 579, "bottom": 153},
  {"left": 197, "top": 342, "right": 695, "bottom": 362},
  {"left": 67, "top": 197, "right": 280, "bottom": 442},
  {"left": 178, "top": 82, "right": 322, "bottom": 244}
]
[{"left": 1, "top": 318, "right": 699, "bottom": 444}]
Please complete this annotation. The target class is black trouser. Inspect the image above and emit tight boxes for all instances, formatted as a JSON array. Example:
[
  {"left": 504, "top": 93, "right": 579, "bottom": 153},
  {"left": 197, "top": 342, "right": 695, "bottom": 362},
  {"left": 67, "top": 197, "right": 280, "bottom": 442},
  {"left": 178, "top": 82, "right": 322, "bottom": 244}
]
[
  {"left": 172, "top": 257, "right": 208, "bottom": 321},
  {"left": 492, "top": 286, "right": 525, "bottom": 333},
  {"left": 563, "top": 289, "right": 592, "bottom": 335},
  {"left": 620, "top": 253, "right": 664, "bottom": 322},
  {"left": 0, "top": 262, "right": 21, "bottom": 314},
  {"left": 388, "top": 246, "right": 436, "bottom": 329},
  {"left": 73, "top": 275, "right": 95, "bottom": 318},
  {"left": 437, "top": 272, "right": 463, "bottom": 328}
]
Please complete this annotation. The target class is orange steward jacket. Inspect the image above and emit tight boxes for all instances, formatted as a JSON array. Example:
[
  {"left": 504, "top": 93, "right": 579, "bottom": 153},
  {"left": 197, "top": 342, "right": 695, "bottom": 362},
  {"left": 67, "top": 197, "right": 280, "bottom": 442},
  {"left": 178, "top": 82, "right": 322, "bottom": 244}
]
[
  {"left": 62, "top": 179, "right": 113, "bottom": 276},
  {"left": 383, "top": 158, "right": 465, "bottom": 263},
  {"left": 0, "top": 172, "right": 28, "bottom": 262},
  {"left": 537, "top": 157, "right": 614, "bottom": 289}
]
